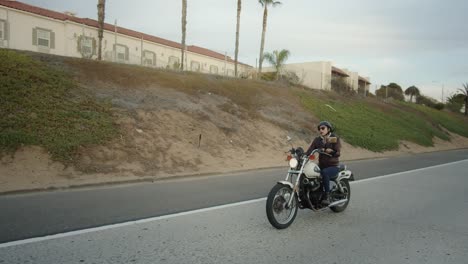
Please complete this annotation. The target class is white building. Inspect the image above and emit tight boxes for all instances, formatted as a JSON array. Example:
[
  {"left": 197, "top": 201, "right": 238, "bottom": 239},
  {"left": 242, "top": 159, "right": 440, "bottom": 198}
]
[
  {"left": 263, "top": 61, "right": 371, "bottom": 93},
  {"left": 0, "top": 0, "right": 252, "bottom": 76}
]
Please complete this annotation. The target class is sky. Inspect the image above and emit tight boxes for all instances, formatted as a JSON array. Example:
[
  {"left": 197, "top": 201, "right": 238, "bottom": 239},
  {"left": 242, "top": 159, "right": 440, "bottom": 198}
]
[{"left": 21, "top": 0, "right": 468, "bottom": 101}]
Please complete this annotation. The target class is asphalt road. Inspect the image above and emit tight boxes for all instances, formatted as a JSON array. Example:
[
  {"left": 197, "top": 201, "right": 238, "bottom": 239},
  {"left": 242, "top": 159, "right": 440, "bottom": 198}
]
[
  {"left": 0, "top": 149, "right": 467, "bottom": 244},
  {"left": 0, "top": 158, "right": 467, "bottom": 263}
]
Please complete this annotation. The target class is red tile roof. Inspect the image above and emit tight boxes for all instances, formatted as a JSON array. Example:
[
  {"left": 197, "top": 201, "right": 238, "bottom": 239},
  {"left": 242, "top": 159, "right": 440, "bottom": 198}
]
[
  {"left": 0, "top": 0, "right": 252, "bottom": 67},
  {"left": 331, "top": 66, "right": 349, "bottom": 77}
]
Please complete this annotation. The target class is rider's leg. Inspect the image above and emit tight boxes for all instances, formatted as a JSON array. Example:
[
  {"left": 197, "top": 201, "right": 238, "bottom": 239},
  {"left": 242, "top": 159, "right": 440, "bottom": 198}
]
[{"left": 321, "top": 166, "right": 339, "bottom": 205}]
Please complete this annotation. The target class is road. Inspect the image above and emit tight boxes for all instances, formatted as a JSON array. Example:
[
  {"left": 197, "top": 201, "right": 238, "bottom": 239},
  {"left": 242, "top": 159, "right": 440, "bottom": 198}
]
[
  {"left": 0, "top": 149, "right": 467, "bottom": 244},
  {"left": 0, "top": 157, "right": 467, "bottom": 263}
]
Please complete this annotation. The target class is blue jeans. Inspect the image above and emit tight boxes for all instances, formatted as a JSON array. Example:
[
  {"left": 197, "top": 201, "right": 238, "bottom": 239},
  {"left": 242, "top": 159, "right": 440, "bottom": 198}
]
[{"left": 321, "top": 166, "right": 339, "bottom": 193}]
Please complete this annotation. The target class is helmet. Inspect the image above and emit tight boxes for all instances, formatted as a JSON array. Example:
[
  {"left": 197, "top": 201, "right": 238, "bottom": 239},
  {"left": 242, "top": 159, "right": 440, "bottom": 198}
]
[{"left": 317, "top": 121, "right": 333, "bottom": 132}]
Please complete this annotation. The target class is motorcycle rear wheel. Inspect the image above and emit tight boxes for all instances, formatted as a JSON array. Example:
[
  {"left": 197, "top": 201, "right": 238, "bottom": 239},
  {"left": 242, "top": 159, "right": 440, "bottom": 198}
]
[
  {"left": 330, "top": 179, "right": 351, "bottom": 213},
  {"left": 266, "top": 183, "right": 298, "bottom": 229}
]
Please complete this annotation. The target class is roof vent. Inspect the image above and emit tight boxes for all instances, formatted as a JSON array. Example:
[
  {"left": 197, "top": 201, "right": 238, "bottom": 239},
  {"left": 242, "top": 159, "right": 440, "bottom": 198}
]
[{"left": 63, "top": 11, "right": 77, "bottom": 17}]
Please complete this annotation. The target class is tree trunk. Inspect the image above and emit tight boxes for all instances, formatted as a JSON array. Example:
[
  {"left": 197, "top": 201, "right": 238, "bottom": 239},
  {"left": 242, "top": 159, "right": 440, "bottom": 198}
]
[
  {"left": 234, "top": 0, "right": 241, "bottom": 77},
  {"left": 97, "top": 0, "right": 106, "bottom": 61},
  {"left": 465, "top": 96, "right": 468, "bottom": 116},
  {"left": 181, "top": 0, "right": 187, "bottom": 71},
  {"left": 258, "top": 5, "right": 268, "bottom": 76}
]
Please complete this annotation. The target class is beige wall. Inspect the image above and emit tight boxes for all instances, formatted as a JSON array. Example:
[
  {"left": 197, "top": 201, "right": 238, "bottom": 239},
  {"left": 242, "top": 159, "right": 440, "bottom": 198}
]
[
  {"left": 263, "top": 61, "right": 332, "bottom": 90},
  {"left": 0, "top": 5, "right": 251, "bottom": 76}
]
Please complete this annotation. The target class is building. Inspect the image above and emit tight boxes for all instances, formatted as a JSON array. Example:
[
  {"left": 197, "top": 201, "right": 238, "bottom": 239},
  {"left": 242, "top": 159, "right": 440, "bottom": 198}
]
[
  {"left": 263, "top": 61, "right": 334, "bottom": 90},
  {"left": 358, "top": 76, "right": 371, "bottom": 93},
  {"left": 0, "top": 0, "right": 252, "bottom": 76},
  {"left": 263, "top": 61, "right": 370, "bottom": 93}
]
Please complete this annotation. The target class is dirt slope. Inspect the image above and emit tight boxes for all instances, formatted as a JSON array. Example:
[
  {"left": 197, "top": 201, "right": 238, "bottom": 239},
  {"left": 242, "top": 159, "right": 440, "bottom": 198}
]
[{"left": 1, "top": 52, "right": 468, "bottom": 193}]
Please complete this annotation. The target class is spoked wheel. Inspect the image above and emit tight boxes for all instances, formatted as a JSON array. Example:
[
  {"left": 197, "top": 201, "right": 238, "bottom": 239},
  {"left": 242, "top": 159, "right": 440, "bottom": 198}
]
[
  {"left": 266, "top": 184, "right": 298, "bottom": 229},
  {"left": 330, "top": 179, "right": 351, "bottom": 213}
]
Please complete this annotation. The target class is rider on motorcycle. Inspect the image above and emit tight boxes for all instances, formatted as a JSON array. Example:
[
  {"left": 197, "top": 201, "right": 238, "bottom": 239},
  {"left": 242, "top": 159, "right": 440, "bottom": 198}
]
[{"left": 305, "top": 121, "right": 342, "bottom": 206}]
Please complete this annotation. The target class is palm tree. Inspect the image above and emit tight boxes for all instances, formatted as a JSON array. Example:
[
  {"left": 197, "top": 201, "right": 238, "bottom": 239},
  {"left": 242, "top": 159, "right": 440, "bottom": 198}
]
[
  {"left": 263, "top": 49, "right": 290, "bottom": 80},
  {"left": 97, "top": 0, "right": 106, "bottom": 60},
  {"left": 458, "top": 83, "right": 468, "bottom": 116},
  {"left": 181, "top": 0, "right": 187, "bottom": 70},
  {"left": 404, "top": 85, "right": 420, "bottom": 103},
  {"left": 257, "top": 0, "right": 282, "bottom": 76},
  {"left": 234, "top": 0, "right": 241, "bottom": 77}
]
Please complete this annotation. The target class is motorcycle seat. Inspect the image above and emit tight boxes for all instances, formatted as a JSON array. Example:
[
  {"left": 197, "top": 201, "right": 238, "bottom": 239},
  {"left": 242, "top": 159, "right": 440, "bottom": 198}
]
[{"left": 338, "top": 164, "right": 346, "bottom": 171}]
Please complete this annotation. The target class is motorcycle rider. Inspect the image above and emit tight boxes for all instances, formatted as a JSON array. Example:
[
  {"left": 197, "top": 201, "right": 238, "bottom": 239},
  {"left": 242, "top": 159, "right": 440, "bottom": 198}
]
[{"left": 305, "top": 121, "right": 341, "bottom": 206}]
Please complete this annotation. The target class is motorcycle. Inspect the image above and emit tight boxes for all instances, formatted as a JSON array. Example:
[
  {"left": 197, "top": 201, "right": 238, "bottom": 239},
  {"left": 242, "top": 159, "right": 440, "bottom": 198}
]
[{"left": 266, "top": 137, "right": 354, "bottom": 229}]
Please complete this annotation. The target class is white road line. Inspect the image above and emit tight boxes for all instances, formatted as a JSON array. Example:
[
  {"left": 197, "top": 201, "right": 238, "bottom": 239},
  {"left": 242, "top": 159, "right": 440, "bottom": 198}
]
[
  {"left": 0, "top": 197, "right": 267, "bottom": 249},
  {"left": 351, "top": 159, "right": 468, "bottom": 184},
  {"left": 1, "top": 159, "right": 467, "bottom": 249}
]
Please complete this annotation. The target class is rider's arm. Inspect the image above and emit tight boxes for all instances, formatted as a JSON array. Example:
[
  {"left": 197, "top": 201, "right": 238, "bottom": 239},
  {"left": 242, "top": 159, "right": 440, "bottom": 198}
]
[{"left": 305, "top": 138, "right": 318, "bottom": 156}]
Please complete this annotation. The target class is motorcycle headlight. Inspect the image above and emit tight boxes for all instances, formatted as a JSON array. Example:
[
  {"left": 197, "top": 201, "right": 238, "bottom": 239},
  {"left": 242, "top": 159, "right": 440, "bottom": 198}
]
[{"left": 289, "top": 158, "right": 298, "bottom": 168}]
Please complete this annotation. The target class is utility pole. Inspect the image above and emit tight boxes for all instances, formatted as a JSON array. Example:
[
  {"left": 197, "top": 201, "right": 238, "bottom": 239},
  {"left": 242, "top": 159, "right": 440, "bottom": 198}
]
[{"left": 442, "top": 84, "right": 445, "bottom": 103}]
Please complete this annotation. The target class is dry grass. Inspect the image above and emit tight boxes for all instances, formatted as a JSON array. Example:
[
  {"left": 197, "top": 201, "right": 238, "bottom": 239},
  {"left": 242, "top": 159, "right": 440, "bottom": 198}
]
[{"left": 66, "top": 58, "right": 303, "bottom": 118}]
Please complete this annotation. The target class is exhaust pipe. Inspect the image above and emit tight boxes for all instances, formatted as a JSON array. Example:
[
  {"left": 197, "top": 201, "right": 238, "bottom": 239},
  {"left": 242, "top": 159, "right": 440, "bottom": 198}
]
[{"left": 328, "top": 199, "right": 348, "bottom": 207}]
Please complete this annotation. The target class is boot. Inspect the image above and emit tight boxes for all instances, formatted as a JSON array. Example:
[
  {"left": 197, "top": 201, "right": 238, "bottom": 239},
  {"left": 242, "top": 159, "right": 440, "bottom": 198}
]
[{"left": 321, "top": 192, "right": 331, "bottom": 206}]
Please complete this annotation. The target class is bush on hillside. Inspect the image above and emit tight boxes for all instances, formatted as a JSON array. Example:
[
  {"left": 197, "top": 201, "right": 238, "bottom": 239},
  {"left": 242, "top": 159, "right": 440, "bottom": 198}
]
[
  {"left": 416, "top": 95, "right": 438, "bottom": 108},
  {"left": 434, "top": 103, "right": 444, "bottom": 110},
  {"left": 331, "top": 77, "right": 356, "bottom": 96},
  {"left": 375, "top": 83, "right": 404, "bottom": 101}
]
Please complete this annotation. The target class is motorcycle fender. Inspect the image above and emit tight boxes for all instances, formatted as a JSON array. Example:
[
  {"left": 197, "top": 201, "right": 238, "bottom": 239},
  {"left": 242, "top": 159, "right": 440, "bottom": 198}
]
[
  {"left": 337, "top": 170, "right": 353, "bottom": 181},
  {"left": 277, "top": 181, "right": 294, "bottom": 189}
]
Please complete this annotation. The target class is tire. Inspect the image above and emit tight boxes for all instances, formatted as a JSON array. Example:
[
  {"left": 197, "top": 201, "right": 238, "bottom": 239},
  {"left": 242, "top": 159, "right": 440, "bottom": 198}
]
[
  {"left": 266, "top": 183, "right": 298, "bottom": 229},
  {"left": 330, "top": 179, "right": 351, "bottom": 213}
]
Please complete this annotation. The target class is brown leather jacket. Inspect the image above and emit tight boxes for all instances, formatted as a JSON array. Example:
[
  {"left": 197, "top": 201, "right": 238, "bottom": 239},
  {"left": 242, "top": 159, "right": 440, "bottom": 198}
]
[{"left": 305, "top": 133, "right": 341, "bottom": 169}]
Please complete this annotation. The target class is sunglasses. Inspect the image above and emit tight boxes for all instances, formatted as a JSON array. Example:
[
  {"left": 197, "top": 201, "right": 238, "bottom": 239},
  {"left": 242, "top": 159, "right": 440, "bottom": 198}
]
[{"left": 319, "top": 126, "right": 328, "bottom": 131}]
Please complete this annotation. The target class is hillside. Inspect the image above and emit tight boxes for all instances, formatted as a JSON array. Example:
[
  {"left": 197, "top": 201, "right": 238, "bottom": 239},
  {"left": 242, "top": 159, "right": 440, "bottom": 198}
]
[{"left": 1, "top": 49, "right": 468, "bottom": 193}]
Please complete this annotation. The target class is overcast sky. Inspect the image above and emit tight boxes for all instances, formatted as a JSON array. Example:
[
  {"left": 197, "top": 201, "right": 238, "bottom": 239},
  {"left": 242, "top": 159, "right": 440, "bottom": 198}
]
[{"left": 22, "top": 0, "right": 468, "bottom": 101}]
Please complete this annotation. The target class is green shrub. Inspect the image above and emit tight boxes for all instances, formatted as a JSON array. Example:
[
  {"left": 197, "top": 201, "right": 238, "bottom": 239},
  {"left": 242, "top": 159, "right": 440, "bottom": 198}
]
[{"left": 0, "top": 49, "right": 117, "bottom": 162}]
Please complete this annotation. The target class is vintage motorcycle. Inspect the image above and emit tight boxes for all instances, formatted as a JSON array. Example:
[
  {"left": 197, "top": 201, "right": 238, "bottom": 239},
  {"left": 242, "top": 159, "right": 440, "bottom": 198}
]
[{"left": 266, "top": 137, "right": 354, "bottom": 229}]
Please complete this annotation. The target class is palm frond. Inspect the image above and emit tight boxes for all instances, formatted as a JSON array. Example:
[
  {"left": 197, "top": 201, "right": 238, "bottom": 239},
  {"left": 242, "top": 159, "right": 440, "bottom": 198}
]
[
  {"left": 458, "top": 88, "right": 468, "bottom": 95},
  {"left": 272, "top": 1, "right": 282, "bottom": 7},
  {"left": 277, "top": 49, "right": 290, "bottom": 65},
  {"left": 463, "top": 83, "right": 468, "bottom": 91},
  {"left": 258, "top": 0, "right": 265, "bottom": 7},
  {"left": 263, "top": 52, "right": 276, "bottom": 66}
]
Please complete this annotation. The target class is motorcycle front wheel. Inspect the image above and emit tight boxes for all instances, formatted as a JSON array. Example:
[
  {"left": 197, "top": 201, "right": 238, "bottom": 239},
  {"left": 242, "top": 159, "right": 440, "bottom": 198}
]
[{"left": 266, "top": 183, "right": 298, "bottom": 229}]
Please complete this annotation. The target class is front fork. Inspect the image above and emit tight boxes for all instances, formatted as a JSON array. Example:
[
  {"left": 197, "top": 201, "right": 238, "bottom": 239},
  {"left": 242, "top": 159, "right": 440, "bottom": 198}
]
[{"left": 285, "top": 172, "right": 300, "bottom": 208}]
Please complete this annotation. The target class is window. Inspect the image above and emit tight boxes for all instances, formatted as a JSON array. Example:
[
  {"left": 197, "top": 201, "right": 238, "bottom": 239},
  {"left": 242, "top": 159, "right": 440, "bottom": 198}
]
[
  {"left": 168, "top": 56, "right": 180, "bottom": 69},
  {"left": 113, "top": 44, "right": 128, "bottom": 61},
  {"left": 79, "top": 36, "right": 94, "bottom": 58},
  {"left": 209, "top": 65, "right": 218, "bottom": 74},
  {"left": 33, "top": 28, "right": 55, "bottom": 49},
  {"left": 191, "top": 61, "right": 200, "bottom": 72},
  {"left": 37, "top": 29, "right": 50, "bottom": 48},
  {"left": 143, "top": 50, "right": 156, "bottom": 66}
]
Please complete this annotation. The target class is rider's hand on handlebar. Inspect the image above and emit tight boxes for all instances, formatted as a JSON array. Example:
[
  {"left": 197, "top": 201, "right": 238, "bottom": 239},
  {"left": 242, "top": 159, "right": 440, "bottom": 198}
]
[{"left": 319, "top": 148, "right": 333, "bottom": 156}]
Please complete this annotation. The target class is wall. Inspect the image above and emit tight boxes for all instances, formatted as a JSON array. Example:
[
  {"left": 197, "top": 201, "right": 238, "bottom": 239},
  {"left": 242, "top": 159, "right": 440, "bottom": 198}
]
[{"left": 263, "top": 61, "right": 332, "bottom": 90}]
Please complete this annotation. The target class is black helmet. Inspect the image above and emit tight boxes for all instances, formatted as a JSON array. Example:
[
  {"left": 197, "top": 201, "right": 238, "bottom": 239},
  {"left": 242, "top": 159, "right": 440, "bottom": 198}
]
[{"left": 317, "top": 121, "right": 333, "bottom": 132}]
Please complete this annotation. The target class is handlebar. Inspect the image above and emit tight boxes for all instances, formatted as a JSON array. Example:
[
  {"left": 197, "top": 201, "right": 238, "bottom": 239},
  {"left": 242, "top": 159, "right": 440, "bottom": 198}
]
[{"left": 308, "top": 149, "right": 332, "bottom": 157}]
